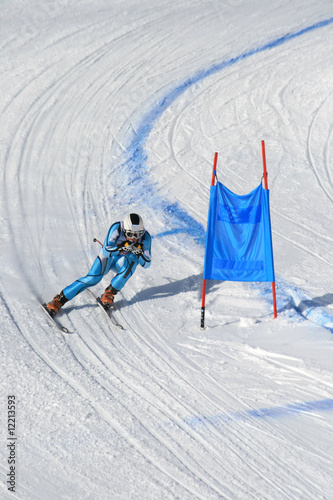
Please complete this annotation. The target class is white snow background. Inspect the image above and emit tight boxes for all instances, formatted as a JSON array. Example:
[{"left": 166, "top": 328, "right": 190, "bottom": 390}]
[{"left": 1, "top": 0, "right": 333, "bottom": 498}]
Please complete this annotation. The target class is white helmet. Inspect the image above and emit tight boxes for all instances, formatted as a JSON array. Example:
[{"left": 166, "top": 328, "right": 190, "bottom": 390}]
[{"left": 123, "top": 213, "right": 144, "bottom": 239}]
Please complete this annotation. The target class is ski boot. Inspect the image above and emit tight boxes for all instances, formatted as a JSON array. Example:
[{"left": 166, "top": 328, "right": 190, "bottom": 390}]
[
  {"left": 45, "top": 291, "right": 68, "bottom": 316},
  {"left": 100, "top": 285, "right": 118, "bottom": 310}
]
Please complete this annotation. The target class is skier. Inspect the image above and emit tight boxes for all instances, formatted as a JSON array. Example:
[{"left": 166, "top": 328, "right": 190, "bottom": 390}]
[{"left": 45, "top": 213, "right": 151, "bottom": 316}]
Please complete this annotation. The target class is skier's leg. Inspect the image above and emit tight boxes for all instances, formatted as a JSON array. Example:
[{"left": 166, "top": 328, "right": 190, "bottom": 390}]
[
  {"left": 62, "top": 253, "right": 113, "bottom": 300},
  {"left": 100, "top": 254, "right": 138, "bottom": 307},
  {"left": 46, "top": 252, "right": 114, "bottom": 315},
  {"left": 110, "top": 253, "right": 138, "bottom": 291}
]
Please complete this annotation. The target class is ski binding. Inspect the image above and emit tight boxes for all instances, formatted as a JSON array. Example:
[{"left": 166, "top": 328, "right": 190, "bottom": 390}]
[
  {"left": 40, "top": 302, "right": 70, "bottom": 333},
  {"left": 86, "top": 289, "right": 124, "bottom": 330}
]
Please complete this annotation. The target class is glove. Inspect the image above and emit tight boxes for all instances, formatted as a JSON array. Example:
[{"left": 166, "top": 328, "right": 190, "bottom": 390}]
[
  {"left": 119, "top": 242, "right": 134, "bottom": 253},
  {"left": 122, "top": 242, "right": 143, "bottom": 255},
  {"left": 105, "top": 242, "right": 132, "bottom": 253},
  {"left": 106, "top": 242, "right": 143, "bottom": 255},
  {"left": 132, "top": 244, "right": 143, "bottom": 255}
]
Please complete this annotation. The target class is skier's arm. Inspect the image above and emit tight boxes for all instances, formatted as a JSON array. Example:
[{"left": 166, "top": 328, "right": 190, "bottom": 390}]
[
  {"left": 138, "top": 232, "right": 151, "bottom": 268},
  {"left": 102, "top": 222, "right": 121, "bottom": 256}
]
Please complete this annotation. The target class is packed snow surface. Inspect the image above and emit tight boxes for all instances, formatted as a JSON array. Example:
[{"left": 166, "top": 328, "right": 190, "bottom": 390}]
[{"left": 1, "top": 1, "right": 333, "bottom": 498}]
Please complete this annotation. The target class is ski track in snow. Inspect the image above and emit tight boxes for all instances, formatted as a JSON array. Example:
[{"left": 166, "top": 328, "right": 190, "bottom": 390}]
[
  {"left": 130, "top": 15, "right": 333, "bottom": 334},
  {"left": 1, "top": 1, "right": 333, "bottom": 499}
]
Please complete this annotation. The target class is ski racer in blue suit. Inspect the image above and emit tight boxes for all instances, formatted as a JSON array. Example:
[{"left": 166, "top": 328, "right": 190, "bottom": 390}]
[{"left": 46, "top": 213, "right": 151, "bottom": 316}]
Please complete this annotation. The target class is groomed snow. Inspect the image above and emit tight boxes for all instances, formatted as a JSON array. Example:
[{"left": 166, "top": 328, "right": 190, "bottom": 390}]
[{"left": 1, "top": 1, "right": 333, "bottom": 498}]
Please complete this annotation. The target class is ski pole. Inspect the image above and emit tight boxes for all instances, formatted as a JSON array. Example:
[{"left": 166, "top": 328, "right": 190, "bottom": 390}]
[{"left": 93, "top": 238, "right": 103, "bottom": 247}]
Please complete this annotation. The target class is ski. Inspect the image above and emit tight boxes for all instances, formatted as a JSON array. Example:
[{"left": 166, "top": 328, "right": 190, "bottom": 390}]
[
  {"left": 86, "top": 289, "right": 124, "bottom": 330},
  {"left": 40, "top": 303, "right": 70, "bottom": 334}
]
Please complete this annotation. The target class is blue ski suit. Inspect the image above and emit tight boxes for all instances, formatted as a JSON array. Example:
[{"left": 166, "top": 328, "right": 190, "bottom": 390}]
[{"left": 62, "top": 222, "right": 151, "bottom": 301}]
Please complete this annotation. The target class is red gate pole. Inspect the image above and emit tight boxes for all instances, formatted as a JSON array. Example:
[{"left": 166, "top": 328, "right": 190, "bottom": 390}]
[
  {"left": 261, "top": 140, "right": 277, "bottom": 318},
  {"left": 201, "top": 152, "right": 218, "bottom": 329}
]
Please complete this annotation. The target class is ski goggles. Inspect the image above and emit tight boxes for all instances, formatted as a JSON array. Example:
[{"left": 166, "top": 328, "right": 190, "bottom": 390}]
[{"left": 125, "top": 229, "right": 144, "bottom": 239}]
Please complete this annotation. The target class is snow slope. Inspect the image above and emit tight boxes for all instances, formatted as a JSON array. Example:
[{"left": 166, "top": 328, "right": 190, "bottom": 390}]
[{"left": 1, "top": 0, "right": 333, "bottom": 498}]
